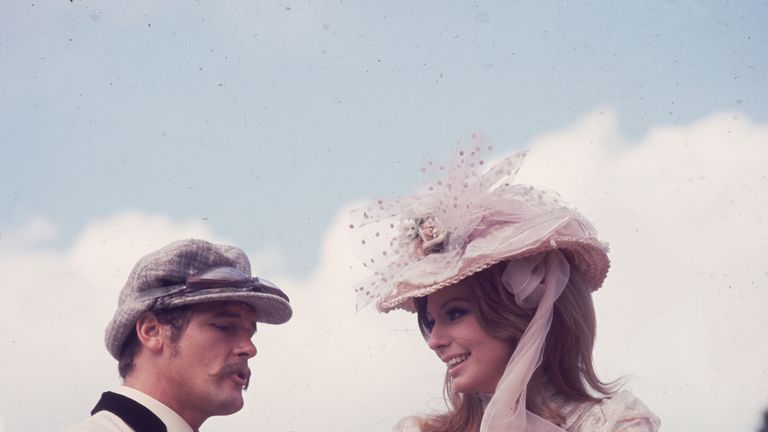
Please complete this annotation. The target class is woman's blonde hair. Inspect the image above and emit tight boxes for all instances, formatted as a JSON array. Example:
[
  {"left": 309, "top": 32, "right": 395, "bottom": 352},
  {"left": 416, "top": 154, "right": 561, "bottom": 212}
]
[{"left": 412, "top": 258, "right": 614, "bottom": 432}]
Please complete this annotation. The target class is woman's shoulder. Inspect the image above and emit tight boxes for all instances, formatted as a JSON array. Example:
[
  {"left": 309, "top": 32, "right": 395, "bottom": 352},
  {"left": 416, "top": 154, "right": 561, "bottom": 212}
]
[{"left": 563, "top": 391, "right": 661, "bottom": 432}]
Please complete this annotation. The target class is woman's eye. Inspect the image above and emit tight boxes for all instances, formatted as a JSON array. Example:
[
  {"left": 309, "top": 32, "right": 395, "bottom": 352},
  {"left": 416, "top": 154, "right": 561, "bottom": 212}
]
[{"left": 446, "top": 308, "right": 468, "bottom": 321}]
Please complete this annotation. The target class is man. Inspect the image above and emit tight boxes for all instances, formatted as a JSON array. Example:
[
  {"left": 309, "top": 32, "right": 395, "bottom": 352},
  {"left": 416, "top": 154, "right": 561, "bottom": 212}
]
[{"left": 65, "top": 239, "right": 292, "bottom": 432}]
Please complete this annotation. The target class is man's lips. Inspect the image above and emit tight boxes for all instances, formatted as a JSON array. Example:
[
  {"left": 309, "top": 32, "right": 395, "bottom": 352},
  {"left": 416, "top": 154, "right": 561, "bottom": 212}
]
[
  {"left": 221, "top": 363, "right": 251, "bottom": 389},
  {"left": 229, "top": 372, "right": 249, "bottom": 389}
]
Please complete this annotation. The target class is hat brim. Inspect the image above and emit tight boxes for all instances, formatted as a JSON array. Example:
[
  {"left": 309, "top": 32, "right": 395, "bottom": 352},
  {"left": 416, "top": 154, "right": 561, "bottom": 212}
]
[
  {"left": 158, "top": 289, "right": 292, "bottom": 324},
  {"left": 377, "top": 211, "right": 610, "bottom": 313},
  {"left": 105, "top": 290, "right": 292, "bottom": 360}
]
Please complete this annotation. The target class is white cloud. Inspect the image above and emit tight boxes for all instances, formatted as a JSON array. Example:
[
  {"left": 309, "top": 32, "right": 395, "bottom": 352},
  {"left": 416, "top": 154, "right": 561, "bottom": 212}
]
[
  {"left": 0, "top": 211, "right": 225, "bottom": 431},
  {"left": 0, "top": 215, "right": 58, "bottom": 255},
  {"left": 2, "top": 110, "right": 766, "bottom": 431},
  {"left": 67, "top": 210, "right": 221, "bottom": 292},
  {"left": 518, "top": 109, "right": 768, "bottom": 431},
  {"left": 206, "top": 204, "right": 445, "bottom": 432},
  {"left": 0, "top": 208, "right": 442, "bottom": 432}
]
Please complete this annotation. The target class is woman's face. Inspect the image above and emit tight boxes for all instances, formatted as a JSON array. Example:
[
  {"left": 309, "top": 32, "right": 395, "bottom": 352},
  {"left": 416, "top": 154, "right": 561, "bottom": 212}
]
[{"left": 424, "top": 282, "right": 515, "bottom": 394}]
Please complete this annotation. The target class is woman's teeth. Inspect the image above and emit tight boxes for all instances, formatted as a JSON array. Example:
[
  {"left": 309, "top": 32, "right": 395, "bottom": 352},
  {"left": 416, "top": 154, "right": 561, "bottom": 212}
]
[{"left": 447, "top": 354, "right": 469, "bottom": 369}]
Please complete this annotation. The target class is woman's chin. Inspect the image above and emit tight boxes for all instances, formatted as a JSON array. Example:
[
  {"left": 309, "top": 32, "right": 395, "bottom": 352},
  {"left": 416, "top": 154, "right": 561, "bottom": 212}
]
[
  {"left": 451, "top": 378, "right": 477, "bottom": 394},
  {"left": 452, "top": 375, "right": 497, "bottom": 395}
]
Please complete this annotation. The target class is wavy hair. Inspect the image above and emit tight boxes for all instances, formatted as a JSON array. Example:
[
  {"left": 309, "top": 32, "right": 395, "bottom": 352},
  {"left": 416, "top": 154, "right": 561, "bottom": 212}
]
[{"left": 411, "top": 260, "right": 614, "bottom": 431}]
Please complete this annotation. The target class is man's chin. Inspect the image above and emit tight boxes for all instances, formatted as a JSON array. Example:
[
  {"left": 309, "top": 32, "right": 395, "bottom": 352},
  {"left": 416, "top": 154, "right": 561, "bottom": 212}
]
[{"left": 211, "top": 397, "right": 245, "bottom": 416}]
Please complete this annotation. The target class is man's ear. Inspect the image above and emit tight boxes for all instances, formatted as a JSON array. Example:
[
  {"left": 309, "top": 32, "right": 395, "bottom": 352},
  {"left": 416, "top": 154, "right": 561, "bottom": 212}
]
[{"left": 135, "top": 311, "right": 165, "bottom": 353}]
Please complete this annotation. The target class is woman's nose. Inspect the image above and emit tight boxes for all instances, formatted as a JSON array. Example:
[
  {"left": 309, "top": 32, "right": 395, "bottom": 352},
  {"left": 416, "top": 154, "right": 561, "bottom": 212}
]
[{"left": 427, "top": 324, "right": 449, "bottom": 351}]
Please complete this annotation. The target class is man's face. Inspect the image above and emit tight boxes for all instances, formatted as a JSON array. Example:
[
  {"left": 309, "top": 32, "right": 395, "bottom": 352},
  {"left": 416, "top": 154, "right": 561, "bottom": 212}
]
[{"left": 162, "top": 301, "right": 258, "bottom": 423}]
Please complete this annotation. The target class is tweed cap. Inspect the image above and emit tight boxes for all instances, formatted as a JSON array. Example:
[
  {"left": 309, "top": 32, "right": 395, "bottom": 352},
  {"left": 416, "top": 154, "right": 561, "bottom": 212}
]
[{"left": 105, "top": 239, "right": 292, "bottom": 359}]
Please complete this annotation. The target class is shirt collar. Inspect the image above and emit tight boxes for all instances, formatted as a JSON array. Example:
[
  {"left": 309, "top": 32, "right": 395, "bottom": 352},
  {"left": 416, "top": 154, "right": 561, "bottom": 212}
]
[{"left": 115, "top": 386, "right": 195, "bottom": 432}]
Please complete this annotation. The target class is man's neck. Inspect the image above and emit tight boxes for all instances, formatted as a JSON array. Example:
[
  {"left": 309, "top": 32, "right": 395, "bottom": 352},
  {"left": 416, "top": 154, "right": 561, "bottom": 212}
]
[{"left": 123, "top": 374, "right": 206, "bottom": 430}]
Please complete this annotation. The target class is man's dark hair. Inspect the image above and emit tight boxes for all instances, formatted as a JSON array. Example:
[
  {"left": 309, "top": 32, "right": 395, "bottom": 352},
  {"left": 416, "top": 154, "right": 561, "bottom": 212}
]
[{"left": 117, "top": 305, "right": 193, "bottom": 379}]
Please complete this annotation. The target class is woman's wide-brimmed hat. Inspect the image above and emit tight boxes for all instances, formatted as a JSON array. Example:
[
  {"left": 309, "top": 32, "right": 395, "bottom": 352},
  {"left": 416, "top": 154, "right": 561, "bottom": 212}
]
[{"left": 349, "top": 138, "right": 609, "bottom": 313}]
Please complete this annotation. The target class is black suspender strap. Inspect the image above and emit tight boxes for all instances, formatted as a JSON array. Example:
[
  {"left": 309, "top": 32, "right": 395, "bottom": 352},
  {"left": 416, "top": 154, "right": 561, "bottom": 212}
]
[{"left": 91, "top": 391, "right": 168, "bottom": 432}]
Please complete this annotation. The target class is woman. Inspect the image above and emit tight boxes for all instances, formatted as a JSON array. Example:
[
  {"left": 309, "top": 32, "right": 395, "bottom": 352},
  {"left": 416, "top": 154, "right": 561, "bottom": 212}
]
[{"left": 349, "top": 142, "right": 660, "bottom": 432}]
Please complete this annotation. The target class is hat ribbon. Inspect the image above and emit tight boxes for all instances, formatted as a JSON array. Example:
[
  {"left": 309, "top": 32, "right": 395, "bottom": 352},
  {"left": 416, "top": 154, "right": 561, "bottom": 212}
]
[{"left": 480, "top": 250, "right": 570, "bottom": 432}]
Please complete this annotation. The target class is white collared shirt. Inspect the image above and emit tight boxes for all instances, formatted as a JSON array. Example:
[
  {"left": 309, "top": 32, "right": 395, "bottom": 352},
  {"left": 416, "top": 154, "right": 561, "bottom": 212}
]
[{"left": 63, "top": 386, "right": 195, "bottom": 432}]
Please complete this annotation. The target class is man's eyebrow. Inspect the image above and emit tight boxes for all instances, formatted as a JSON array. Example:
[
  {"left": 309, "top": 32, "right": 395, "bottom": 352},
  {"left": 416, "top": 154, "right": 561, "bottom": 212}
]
[
  {"left": 211, "top": 310, "right": 258, "bottom": 332},
  {"left": 211, "top": 311, "right": 242, "bottom": 319}
]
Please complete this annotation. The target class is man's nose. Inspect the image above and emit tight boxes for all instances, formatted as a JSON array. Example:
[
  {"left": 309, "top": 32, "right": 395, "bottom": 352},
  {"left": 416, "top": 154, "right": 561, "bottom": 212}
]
[{"left": 237, "top": 338, "right": 257, "bottom": 359}]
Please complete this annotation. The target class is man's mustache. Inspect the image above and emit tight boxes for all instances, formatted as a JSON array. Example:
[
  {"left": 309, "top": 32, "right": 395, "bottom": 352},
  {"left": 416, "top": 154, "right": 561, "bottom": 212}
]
[{"left": 219, "top": 362, "right": 251, "bottom": 390}]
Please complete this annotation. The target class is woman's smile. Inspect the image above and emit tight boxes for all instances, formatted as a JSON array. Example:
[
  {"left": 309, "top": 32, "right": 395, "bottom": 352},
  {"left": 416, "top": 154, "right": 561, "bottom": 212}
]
[{"left": 425, "top": 282, "right": 515, "bottom": 394}]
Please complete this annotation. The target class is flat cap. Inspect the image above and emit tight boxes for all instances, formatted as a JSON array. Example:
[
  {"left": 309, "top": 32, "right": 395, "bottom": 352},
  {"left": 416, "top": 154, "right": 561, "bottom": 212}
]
[{"left": 105, "top": 239, "right": 292, "bottom": 359}]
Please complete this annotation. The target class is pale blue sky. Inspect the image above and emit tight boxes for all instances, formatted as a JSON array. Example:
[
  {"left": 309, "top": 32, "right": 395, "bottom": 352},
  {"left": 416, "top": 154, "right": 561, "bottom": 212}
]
[
  {"left": 2, "top": 0, "right": 766, "bottom": 273},
  {"left": 2, "top": 2, "right": 768, "bottom": 431}
]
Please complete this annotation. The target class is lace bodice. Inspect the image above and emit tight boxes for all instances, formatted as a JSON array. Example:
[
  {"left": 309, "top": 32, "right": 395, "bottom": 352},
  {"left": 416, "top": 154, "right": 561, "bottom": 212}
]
[
  {"left": 562, "top": 391, "right": 660, "bottom": 432},
  {"left": 395, "top": 391, "right": 660, "bottom": 432}
]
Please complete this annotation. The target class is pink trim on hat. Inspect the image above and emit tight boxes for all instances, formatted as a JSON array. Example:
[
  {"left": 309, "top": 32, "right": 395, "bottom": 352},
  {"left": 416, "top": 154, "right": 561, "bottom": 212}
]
[{"left": 349, "top": 141, "right": 609, "bottom": 313}]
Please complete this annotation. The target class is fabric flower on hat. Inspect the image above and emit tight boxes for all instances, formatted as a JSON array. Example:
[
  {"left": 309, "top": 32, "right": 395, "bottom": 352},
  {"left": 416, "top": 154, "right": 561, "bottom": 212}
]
[
  {"left": 399, "top": 216, "right": 449, "bottom": 254},
  {"left": 417, "top": 215, "right": 448, "bottom": 253},
  {"left": 349, "top": 134, "right": 609, "bottom": 313}
]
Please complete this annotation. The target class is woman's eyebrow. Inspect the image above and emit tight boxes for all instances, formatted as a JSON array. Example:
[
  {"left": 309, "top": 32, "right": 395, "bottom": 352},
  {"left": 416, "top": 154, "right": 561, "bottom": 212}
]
[{"left": 439, "top": 297, "right": 471, "bottom": 312}]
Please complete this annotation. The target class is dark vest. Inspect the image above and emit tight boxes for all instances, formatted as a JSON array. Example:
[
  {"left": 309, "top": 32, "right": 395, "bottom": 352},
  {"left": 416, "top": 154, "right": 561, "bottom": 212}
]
[{"left": 91, "top": 391, "right": 168, "bottom": 432}]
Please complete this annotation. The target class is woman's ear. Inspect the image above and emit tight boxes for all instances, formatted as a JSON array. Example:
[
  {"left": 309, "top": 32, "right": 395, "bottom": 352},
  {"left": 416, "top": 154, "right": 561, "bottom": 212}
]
[{"left": 135, "top": 311, "right": 164, "bottom": 353}]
